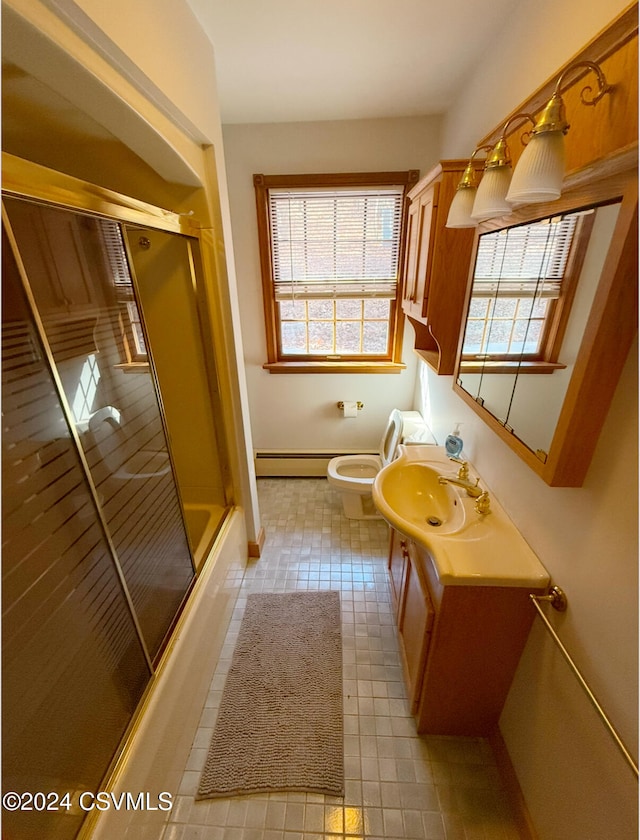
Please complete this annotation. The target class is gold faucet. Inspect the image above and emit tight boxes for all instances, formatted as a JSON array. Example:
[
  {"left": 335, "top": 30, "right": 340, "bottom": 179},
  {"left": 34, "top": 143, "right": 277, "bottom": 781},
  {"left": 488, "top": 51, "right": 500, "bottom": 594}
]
[
  {"left": 438, "top": 472, "right": 484, "bottom": 498},
  {"left": 438, "top": 460, "right": 492, "bottom": 515}
]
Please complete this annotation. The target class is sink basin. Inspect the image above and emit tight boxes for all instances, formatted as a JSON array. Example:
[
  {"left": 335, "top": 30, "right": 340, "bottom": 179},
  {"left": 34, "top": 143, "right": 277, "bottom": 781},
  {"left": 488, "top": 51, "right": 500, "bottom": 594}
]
[
  {"left": 373, "top": 461, "right": 465, "bottom": 536},
  {"left": 372, "top": 445, "right": 550, "bottom": 588}
]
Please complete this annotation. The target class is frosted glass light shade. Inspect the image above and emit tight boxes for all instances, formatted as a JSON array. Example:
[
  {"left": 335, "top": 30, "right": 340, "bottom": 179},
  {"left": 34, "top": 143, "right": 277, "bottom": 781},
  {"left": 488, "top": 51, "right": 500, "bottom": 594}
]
[
  {"left": 471, "top": 166, "right": 513, "bottom": 221},
  {"left": 506, "top": 131, "right": 566, "bottom": 204},
  {"left": 445, "top": 187, "right": 477, "bottom": 228}
]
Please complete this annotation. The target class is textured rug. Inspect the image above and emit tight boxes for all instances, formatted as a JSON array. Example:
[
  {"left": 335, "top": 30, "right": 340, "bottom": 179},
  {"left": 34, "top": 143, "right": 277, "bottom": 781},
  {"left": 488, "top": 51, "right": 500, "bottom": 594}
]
[{"left": 197, "top": 590, "right": 344, "bottom": 799}]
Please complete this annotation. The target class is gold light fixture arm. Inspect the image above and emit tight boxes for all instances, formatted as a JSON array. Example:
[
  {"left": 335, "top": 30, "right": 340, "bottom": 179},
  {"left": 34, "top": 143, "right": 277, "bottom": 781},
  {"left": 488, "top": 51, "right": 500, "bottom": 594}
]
[
  {"left": 554, "top": 59, "right": 613, "bottom": 106},
  {"left": 484, "top": 113, "right": 536, "bottom": 169},
  {"left": 533, "top": 60, "right": 613, "bottom": 136},
  {"left": 457, "top": 145, "right": 494, "bottom": 189}
]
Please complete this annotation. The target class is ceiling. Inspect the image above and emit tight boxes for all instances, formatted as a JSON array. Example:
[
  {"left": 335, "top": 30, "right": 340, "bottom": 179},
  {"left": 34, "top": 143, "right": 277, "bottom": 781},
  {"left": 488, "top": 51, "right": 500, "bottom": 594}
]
[{"left": 186, "top": 0, "right": 520, "bottom": 124}]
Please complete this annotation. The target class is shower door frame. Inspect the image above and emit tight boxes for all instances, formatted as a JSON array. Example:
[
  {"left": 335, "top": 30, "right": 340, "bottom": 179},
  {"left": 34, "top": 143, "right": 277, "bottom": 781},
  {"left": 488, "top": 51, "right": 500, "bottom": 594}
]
[
  {"left": 2, "top": 151, "right": 234, "bottom": 645},
  {"left": 2, "top": 151, "right": 235, "bottom": 840}
]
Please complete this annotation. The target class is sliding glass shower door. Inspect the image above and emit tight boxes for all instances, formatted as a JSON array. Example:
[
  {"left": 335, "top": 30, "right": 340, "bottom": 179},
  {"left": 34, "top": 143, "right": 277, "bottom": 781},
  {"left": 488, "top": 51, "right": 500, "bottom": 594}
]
[
  {"left": 2, "top": 230, "right": 152, "bottom": 840},
  {"left": 4, "top": 197, "right": 195, "bottom": 662},
  {"left": 122, "top": 225, "right": 231, "bottom": 569},
  {"left": 2, "top": 177, "right": 231, "bottom": 840}
]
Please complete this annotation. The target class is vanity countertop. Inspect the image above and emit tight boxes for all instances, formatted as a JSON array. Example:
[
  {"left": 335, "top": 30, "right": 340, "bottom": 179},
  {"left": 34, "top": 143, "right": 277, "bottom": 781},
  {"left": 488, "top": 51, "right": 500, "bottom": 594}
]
[{"left": 375, "top": 444, "right": 550, "bottom": 589}]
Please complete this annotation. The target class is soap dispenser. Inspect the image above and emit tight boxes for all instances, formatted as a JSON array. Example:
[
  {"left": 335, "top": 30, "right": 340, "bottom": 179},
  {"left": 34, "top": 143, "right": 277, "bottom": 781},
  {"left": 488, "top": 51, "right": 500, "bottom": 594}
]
[{"left": 445, "top": 423, "right": 464, "bottom": 458}]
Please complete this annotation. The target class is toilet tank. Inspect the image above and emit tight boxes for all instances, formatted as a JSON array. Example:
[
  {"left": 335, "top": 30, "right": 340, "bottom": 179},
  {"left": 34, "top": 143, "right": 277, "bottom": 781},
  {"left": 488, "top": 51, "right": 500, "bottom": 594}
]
[{"left": 399, "top": 411, "right": 437, "bottom": 445}]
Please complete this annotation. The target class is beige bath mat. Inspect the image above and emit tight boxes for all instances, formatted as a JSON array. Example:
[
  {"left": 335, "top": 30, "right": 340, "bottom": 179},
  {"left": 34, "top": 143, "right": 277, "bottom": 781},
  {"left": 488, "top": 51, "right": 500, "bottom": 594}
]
[{"left": 197, "top": 590, "right": 344, "bottom": 799}]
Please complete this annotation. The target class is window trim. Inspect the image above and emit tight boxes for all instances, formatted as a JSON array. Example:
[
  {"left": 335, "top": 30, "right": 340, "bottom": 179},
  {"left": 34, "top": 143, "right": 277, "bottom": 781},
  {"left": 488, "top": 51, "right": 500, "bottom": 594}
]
[
  {"left": 254, "top": 171, "right": 418, "bottom": 373},
  {"left": 459, "top": 209, "right": 596, "bottom": 374}
]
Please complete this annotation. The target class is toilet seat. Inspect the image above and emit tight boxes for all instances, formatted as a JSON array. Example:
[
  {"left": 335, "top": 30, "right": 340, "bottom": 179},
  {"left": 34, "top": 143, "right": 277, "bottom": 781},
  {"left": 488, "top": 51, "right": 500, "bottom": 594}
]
[
  {"left": 327, "top": 409, "right": 435, "bottom": 518},
  {"left": 327, "top": 409, "right": 416, "bottom": 518},
  {"left": 326, "top": 453, "right": 382, "bottom": 492}
]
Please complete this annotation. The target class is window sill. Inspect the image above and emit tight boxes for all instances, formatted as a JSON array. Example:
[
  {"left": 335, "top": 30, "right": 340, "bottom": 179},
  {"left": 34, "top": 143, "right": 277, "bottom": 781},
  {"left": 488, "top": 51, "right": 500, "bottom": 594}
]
[
  {"left": 459, "top": 360, "right": 566, "bottom": 375},
  {"left": 263, "top": 361, "right": 406, "bottom": 374},
  {"left": 113, "top": 362, "right": 150, "bottom": 374}
]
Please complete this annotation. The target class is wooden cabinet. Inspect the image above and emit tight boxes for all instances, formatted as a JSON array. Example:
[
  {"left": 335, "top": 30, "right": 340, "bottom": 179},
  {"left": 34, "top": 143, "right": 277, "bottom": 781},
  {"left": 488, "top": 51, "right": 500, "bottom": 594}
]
[
  {"left": 399, "top": 544, "right": 434, "bottom": 712},
  {"left": 6, "top": 201, "right": 98, "bottom": 314},
  {"left": 388, "top": 528, "right": 543, "bottom": 735},
  {"left": 401, "top": 160, "right": 481, "bottom": 374},
  {"left": 402, "top": 182, "right": 439, "bottom": 323},
  {"left": 388, "top": 528, "right": 408, "bottom": 617},
  {"left": 388, "top": 531, "right": 434, "bottom": 710}
]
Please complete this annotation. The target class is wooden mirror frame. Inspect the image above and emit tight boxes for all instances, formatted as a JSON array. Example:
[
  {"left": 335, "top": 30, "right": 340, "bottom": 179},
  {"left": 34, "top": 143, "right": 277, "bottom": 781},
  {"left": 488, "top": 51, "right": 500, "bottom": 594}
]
[
  {"left": 452, "top": 6, "right": 638, "bottom": 486},
  {"left": 453, "top": 151, "right": 637, "bottom": 486}
]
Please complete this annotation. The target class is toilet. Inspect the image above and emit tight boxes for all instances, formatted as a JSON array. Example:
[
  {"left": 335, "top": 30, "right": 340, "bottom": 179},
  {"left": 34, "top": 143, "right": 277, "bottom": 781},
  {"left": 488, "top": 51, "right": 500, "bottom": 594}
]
[{"left": 327, "top": 409, "right": 435, "bottom": 520}]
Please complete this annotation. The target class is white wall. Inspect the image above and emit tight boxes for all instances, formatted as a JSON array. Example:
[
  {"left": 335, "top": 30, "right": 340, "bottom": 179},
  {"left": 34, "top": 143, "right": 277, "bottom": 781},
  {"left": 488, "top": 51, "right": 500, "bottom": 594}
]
[
  {"left": 222, "top": 116, "right": 442, "bottom": 452},
  {"left": 424, "top": 1, "right": 637, "bottom": 837}
]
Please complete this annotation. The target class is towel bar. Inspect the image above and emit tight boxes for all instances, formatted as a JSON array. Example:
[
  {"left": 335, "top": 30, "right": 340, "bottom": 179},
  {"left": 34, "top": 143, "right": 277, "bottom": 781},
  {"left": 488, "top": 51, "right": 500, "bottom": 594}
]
[{"left": 530, "top": 589, "right": 638, "bottom": 779}]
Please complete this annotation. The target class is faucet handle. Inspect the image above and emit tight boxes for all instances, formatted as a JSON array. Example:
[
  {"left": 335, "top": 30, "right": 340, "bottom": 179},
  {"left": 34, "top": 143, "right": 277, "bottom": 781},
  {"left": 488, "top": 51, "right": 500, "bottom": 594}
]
[
  {"left": 447, "top": 455, "right": 468, "bottom": 476},
  {"left": 457, "top": 461, "right": 470, "bottom": 480},
  {"left": 475, "top": 491, "right": 491, "bottom": 516}
]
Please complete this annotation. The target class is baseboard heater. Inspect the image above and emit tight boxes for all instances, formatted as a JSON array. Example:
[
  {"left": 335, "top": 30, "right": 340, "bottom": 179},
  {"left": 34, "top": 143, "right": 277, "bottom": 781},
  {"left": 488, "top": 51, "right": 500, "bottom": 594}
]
[{"left": 254, "top": 449, "right": 376, "bottom": 477}]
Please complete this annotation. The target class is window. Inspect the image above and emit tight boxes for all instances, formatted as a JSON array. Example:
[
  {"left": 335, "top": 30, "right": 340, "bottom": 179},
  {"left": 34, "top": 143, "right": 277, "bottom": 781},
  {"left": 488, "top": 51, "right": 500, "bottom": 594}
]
[
  {"left": 461, "top": 209, "right": 594, "bottom": 372},
  {"left": 97, "top": 218, "right": 149, "bottom": 370},
  {"left": 254, "top": 172, "right": 417, "bottom": 372},
  {"left": 71, "top": 353, "right": 101, "bottom": 423},
  {"left": 119, "top": 301, "right": 147, "bottom": 363}
]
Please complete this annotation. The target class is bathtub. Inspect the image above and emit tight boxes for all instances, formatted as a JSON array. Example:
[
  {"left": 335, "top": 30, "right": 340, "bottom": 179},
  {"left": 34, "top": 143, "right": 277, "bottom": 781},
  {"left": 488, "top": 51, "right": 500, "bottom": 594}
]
[{"left": 183, "top": 503, "right": 228, "bottom": 570}]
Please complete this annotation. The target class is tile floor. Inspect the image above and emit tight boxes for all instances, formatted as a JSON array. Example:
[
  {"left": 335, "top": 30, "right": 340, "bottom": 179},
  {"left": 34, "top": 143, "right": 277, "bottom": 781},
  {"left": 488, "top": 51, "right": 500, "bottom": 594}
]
[{"left": 163, "top": 478, "right": 522, "bottom": 840}]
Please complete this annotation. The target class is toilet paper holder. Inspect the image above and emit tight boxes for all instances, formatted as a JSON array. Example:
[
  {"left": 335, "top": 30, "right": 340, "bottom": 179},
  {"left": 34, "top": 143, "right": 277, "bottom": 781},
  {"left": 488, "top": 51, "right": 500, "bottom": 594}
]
[{"left": 337, "top": 401, "right": 364, "bottom": 411}]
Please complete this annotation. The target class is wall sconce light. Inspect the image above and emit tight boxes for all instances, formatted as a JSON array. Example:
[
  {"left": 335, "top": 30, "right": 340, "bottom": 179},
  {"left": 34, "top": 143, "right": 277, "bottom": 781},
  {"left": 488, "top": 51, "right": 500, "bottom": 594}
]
[
  {"left": 506, "top": 60, "right": 613, "bottom": 204},
  {"left": 470, "top": 114, "right": 536, "bottom": 222},
  {"left": 445, "top": 146, "right": 492, "bottom": 228}
]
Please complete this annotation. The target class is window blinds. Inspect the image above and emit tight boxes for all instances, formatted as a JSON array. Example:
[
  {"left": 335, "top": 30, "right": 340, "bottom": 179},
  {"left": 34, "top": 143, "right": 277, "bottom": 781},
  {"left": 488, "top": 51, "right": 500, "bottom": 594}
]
[
  {"left": 98, "top": 219, "right": 132, "bottom": 291},
  {"left": 472, "top": 214, "right": 580, "bottom": 298},
  {"left": 269, "top": 187, "right": 404, "bottom": 300}
]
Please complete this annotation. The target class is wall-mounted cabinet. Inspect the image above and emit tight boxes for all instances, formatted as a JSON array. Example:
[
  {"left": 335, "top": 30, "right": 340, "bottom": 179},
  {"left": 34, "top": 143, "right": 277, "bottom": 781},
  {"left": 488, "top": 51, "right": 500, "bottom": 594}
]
[
  {"left": 402, "top": 160, "right": 482, "bottom": 374},
  {"left": 452, "top": 8, "right": 638, "bottom": 487},
  {"left": 388, "top": 528, "right": 544, "bottom": 735}
]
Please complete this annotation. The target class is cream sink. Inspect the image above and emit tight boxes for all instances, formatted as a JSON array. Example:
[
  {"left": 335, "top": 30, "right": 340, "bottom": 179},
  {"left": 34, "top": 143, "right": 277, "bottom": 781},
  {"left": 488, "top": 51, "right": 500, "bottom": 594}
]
[
  {"left": 373, "top": 460, "right": 466, "bottom": 536},
  {"left": 372, "top": 445, "right": 550, "bottom": 589}
]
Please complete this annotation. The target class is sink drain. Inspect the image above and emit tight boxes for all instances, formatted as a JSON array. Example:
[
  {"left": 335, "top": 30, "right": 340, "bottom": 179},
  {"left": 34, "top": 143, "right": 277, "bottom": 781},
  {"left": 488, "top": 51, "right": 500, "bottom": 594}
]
[{"left": 426, "top": 516, "right": 442, "bottom": 527}]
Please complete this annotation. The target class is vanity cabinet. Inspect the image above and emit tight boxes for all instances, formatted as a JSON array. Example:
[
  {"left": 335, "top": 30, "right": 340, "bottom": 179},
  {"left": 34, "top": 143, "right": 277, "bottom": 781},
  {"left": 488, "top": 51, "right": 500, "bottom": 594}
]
[
  {"left": 389, "top": 535, "right": 434, "bottom": 714},
  {"left": 401, "top": 160, "right": 481, "bottom": 374},
  {"left": 388, "top": 528, "right": 543, "bottom": 735}
]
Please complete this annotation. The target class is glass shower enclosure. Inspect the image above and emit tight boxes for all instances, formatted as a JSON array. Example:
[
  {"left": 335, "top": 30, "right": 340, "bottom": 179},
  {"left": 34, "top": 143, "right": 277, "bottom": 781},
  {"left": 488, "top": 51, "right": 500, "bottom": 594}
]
[{"left": 2, "top": 180, "right": 231, "bottom": 840}]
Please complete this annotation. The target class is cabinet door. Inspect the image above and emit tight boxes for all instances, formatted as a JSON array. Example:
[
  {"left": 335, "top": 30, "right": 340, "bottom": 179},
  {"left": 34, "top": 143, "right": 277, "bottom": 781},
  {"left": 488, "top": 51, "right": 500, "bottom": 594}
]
[
  {"left": 388, "top": 529, "right": 409, "bottom": 619},
  {"left": 6, "top": 201, "right": 97, "bottom": 313},
  {"left": 398, "top": 546, "right": 435, "bottom": 712},
  {"left": 407, "top": 182, "right": 440, "bottom": 323},
  {"left": 402, "top": 199, "right": 420, "bottom": 312}
]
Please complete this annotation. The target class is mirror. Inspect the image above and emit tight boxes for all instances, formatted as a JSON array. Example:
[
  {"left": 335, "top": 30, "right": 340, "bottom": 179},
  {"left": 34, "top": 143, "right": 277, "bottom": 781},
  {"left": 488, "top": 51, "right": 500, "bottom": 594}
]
[
  {"left": 453, "top": 158, "right": 637, "bottom": 486},
  {"left": 458, "top": 203, "right": 621, "bottom": 456}
]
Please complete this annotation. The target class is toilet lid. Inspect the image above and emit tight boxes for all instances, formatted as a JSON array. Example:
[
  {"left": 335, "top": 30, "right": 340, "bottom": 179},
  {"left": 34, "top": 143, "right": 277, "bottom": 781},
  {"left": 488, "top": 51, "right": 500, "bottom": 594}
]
[{"left": 379, "top": 409, "right": 404, "bottom": 466}]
